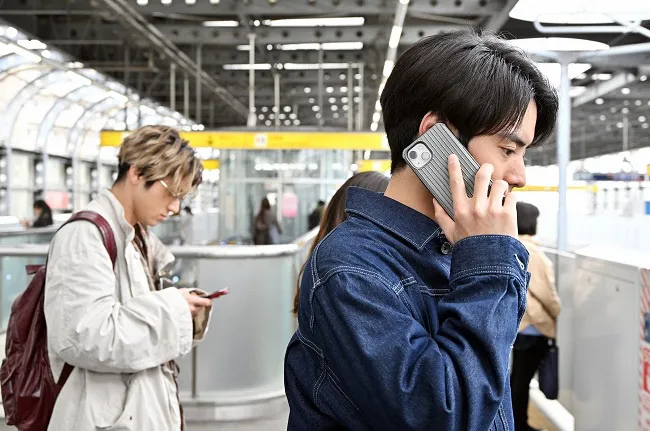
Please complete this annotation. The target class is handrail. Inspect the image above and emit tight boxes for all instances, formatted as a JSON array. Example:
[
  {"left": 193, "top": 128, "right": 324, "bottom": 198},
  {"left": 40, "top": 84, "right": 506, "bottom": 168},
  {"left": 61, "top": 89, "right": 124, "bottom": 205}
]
[{"left": 0, "top": 243, "right": 308, "bottom": 259}]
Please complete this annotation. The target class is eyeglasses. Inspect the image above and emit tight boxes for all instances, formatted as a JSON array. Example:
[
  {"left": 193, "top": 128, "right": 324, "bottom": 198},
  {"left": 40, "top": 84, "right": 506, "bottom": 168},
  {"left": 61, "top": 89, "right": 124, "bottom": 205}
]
[{"left": 159, "top": 179, "right": 185, "bottom": 201}]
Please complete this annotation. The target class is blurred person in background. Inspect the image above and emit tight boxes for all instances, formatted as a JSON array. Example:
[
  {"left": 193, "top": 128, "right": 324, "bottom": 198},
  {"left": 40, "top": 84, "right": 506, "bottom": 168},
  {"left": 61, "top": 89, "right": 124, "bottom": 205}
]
[
  {"left": 292, "top": 171, "right": 390, "bottom": 315},
  {"left": 511, "top": 201, "right": 562, "bottom": 431},
  {"left": 21, "top": 199, "right": 54, "bottom": 228},
  {"left": 307, "top": 200, "right": 326, "bottom": 231},
  {"left": 253, "top": 197, "right": 282, "bottom": 245}
]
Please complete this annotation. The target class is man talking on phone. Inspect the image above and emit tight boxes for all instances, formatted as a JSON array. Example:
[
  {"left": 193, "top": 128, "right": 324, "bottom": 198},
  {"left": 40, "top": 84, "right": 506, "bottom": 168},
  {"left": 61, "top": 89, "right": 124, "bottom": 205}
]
[{"left": 285, "top": 30, "right": 558, "bottom": 430}]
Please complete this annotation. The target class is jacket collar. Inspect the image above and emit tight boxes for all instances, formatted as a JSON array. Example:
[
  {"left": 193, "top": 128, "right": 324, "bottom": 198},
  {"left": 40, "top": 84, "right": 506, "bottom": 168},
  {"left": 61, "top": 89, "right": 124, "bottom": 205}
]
[
  {"left": 345, "top": 187, "right": 442, "bottom": 251},
  {"left": 96, "top": 189, "right": 137, "bottom": 242}
]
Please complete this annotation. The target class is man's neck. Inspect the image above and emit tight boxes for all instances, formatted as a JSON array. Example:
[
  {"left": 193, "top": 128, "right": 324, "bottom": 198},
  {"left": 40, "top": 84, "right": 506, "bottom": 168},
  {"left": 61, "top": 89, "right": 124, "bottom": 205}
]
[
  {"left": 110, "top": 184, "right": 138, "bottom": 226},
  {"left": 384, "top": 168, "right": 437, "bottom": 221}
]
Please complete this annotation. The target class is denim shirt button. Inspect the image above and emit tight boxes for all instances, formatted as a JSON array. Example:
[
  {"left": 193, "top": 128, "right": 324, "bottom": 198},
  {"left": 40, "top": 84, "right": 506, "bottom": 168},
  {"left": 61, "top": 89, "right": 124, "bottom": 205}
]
[{"left": 440, "top": 242, "right": 452, "bottom": 255}]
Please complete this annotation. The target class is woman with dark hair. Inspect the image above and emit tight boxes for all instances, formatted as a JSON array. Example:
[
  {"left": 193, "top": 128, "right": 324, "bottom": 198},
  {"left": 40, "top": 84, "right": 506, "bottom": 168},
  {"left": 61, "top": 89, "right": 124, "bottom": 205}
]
[
  {"left": 292, "top": 171, "right": 390, "bottom": 314},
  {"left": 21, "top": 199, "right": 54, "bottom": 228},
  {"left": 510, "top": 201, "right": 562, "bottom": 431},
  {"left": 253, "top": 197, "right": 282, "bottom": 245}
]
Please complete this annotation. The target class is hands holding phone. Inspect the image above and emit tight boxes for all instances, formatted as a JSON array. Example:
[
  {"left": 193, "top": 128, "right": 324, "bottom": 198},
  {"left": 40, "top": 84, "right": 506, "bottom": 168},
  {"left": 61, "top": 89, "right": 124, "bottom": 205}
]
[
  {"left": 179, "top": 288, "right": 214, "bottom": 317},
  {"left": 432, "top": 154, "right": 517, "bottom": 244}
]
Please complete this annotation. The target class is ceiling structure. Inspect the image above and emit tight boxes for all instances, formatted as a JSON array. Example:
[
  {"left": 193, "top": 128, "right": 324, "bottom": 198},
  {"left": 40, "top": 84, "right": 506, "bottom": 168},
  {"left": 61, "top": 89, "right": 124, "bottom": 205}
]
[{"left": 1, "top": 0, "right": 650, "bottom": 165}]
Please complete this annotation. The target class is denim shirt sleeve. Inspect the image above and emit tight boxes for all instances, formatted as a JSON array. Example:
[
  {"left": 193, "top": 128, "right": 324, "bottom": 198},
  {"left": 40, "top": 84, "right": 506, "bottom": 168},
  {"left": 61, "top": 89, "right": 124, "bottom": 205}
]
[{"left": 309, "top": 235, "right": 529, "bottom": 430}]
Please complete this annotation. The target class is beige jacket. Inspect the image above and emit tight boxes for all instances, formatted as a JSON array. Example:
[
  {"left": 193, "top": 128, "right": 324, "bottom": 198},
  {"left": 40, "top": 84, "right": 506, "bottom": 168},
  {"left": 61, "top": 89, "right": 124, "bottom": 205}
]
[
  {"left": 518, "top": 235, "right": 562, "bottom": 338},
  {"left": 44, "top": 190, "right": 210, "bottom": 431}
]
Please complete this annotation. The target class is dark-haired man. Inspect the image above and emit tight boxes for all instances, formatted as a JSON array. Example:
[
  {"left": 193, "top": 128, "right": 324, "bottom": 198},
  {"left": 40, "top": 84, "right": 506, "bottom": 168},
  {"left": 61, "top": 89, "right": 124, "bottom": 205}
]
[{"left": 285, "top": 30, "right": 559, "bottom": 430}]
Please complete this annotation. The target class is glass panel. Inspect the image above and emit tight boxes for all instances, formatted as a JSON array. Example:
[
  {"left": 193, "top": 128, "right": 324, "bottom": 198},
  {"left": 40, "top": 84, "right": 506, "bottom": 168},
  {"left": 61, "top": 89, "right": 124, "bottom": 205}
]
[{"left": 54, "top": 104, "right": 85, "bottom": 128}]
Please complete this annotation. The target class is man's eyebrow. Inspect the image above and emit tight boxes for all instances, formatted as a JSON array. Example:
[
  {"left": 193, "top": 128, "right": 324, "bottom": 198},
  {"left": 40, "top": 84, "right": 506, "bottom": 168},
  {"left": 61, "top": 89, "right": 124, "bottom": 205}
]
[{"left": 507, "top": 134, "right": 530, "bottom": 147}]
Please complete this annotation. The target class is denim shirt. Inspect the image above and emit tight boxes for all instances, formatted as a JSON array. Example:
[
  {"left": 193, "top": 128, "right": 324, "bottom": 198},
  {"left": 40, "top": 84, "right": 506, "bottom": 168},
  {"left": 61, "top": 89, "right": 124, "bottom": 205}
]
[{"left": 284, "top": 187, "right": 530, "bottom": 430}]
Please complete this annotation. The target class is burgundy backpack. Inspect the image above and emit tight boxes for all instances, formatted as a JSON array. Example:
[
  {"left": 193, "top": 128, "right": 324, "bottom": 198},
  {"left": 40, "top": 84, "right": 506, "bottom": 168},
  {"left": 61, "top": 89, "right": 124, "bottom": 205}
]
[{"left": 0, "top": 211, "right": 116, "bottom": 431}]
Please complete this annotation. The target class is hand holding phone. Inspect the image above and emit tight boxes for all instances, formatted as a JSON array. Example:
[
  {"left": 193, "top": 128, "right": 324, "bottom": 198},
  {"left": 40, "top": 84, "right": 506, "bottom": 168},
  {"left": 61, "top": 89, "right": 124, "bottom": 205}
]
[
  {"left": 432, "top": 156, "right": 517, "bottom": 244},
  {"left": 202, "top": 288, "right": 229, "bottom": 300}
]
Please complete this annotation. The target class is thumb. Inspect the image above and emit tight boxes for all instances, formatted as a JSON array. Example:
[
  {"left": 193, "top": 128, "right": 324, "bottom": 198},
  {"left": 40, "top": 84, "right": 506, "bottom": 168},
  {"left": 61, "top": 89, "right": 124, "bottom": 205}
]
[{"left": 432, "top": 199, "right": 454, "bottom": 240}]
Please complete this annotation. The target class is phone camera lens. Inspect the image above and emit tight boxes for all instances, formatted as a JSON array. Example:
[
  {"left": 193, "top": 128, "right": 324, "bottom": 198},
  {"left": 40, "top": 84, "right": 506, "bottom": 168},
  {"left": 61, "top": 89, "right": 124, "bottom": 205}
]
[
  {"left": 409, "top": 150, "right": 418, "bottom": 160},
  {"left": 421, "top": 152, "right": 430, "bottom": 161}
]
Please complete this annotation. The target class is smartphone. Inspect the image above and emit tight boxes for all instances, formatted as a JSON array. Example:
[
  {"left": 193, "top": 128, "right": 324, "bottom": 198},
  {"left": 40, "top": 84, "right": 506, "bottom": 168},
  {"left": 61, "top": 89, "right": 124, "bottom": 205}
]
[
  {"left": 402, "top": 123, "right": 490, "bottom": 220},
  {"left": 202, "top": 288, "right": 229, "bottom": 300}
]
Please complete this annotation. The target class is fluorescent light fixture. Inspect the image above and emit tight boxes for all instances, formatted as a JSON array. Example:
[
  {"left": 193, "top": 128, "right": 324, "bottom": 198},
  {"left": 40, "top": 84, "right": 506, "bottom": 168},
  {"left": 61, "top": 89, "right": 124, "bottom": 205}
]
[
  {"left": 223, "top": 63, "right": 272, "bottom": 70},
  {"left": 593, "top": 73, "right": 612, "bottom": 80},
  {"left": 161, "top": 0, "right": 171, "bottom": 4},
  {"left": 65, "top": 71, "right": 91, "bottom": 86},
  {"left": 595, "top": 98, "right": 604, "bottom": 104},
  {"left": 283, "top": 63, "right": 351, "bottom": 70},
  {"left": 136, "top": 0, "right": 148, "bottom": 4},
  {"left": 509, "top": 37, "right": 608, "bottom": 52},
  {"left": 373, "top": 112, "right": 381, "bottom": 122},
  {"left": 203, "top": 20, "right": 239, "bottom": 27},
  {"left": 509, "top": 0, "right": 650, "bottom": 24},
  {"left": 383, "top": 60, "right": 394, "bottom": 78},
  {"left": 267, "top": 17, "right": 365, "bottom": 27},
  {"left": 186, "top": 0, "right": 196, "bottom": 4},
  {"left": 108, "top": 90, "right": 128, "bottom": 103},
  {"left": 17, "top": 39, "right": 47, "bottom": 50},
  {"left": 280, "top": 42, "right": 364, "bottom": 51},
  {"left": 378, "top": 81, "right": 386, "bottom": 96},
  {"left": 280, "top": 43, "right": 320, "bottom": 51},
  {"left": 8, "top": 44, "right": 41, "bottom": 62},
  {"left": 370, "top": 123, "right": 378, "bottom": 131},
  {"left": 210, "top": 0, "right": 221, "bottom": 3},
  {"left": 375, "top": 101, "right": 381, "bottom": 111},
  {"left": 399, "top": 0, "right": 410, "bottom": 3},
  {"left": 389, "top": 26, "right": 403, "bottom": 49}
]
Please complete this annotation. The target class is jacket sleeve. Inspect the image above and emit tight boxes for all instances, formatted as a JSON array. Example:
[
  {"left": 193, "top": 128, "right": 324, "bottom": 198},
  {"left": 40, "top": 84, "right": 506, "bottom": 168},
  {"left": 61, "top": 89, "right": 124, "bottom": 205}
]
[
  {"left": 44, "top": 221, "right": 194, "bottom": 373},
  {"left": 308, "top": 235, "right": 529, "bottom": 430}
]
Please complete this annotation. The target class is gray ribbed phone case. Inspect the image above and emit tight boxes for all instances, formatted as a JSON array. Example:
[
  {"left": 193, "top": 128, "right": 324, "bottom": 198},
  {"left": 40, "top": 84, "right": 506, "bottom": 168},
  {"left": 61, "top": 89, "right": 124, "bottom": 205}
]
[{"left": 402, "top": 123, "right": 485, "bottom": 220}]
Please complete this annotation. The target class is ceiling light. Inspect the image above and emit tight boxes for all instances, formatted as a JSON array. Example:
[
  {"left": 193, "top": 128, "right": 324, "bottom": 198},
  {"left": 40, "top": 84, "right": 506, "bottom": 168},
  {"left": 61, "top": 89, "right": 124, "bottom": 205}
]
[
  {"left": 161, "top": 0, "right": 171, "bottom": 3},
  {"left": 209, "top": 0, "right": 220, "bottom": 3},
  {"left": 389, "top": 25, "right": 403, "bottom": 49},
  {"left": 644, "top": 123, "right": 650, "bottom": 129},
  {"left": 283, "top": 63, "right": 351, "bottom": 70},
  {"left": 108, "top": 91, "right": 128, "bottom": 103},
  {"left": 340, "top": 86, "right": 348, "bottom": 93},
  {"left": 353, "top": 96, "right": 360, "bottom": 103},
  {"left": 509, "top": 0, "right": 650, "bottom": 24},
  {"left": 309, "top": 97, "right": 315, "bottom": 103},
  {"left": 315, "top": 113, "right": 322, "bottom": 119},
  {"left": 373, "top": 112, "right": 381, "bottom": 122},
  {"left": 569, "top": 86, "right": 586, "bottom": 97},
  {"left": 509, "top": 37, "right": 609, "bottom": 52},
  {"left": 67, "top": 61, "right": 84, "bottom": 69},
  {"left": 8, "top": 44, "right": 42, "bottom": 62},
  {"left": 283, "top": 106, "right": 291, "bottom": 112},
  {"left": 370, "top": 123, "right": 378, "bottom": 131},
  {"left": 258, "top": 114, "right": 265, "bottom": 120},
  {"left": 342, "top": 105, "right": 349, "bottom": 111},
  {"left": 622, "top": 107, "right": 630, "bottom": 114},
  {"left": 269, "top": 114, "right": 275, "bottom": 119},
  {"left": 641, "top": 75, "right": 648, "bottom": 82},
  {"left": 595, "top": 98, "right": 604, "bottom": 105},
  {"left": 535, "top": 62, "right": 591, "bottom": 88},
  {"left": 304, "top": 87, "right": 311, "bottom": 93},
  {"left": 383, "top": 60, "right": 394, "bottom": 78},
  {"left": 280, "top": 113, "right": 286, "bottom": 119},
  {"left": 331, "top": 105, "right": 338, "bottom": 111},
  {"left": 261, "top": 107, "right": 268, "bottom": 112},
  {"left": 294, "top": 119, "right": 301, "bottom": 125},
  {"left": 342, "top": 97, "right": 349, "bottom": 103},
  {"left": 639, "top": 116, "right": 647, "bottom": 122},
  {"left": 267, "top": 42, "right": 364, "bottom": 51},
  {"left": 340, "top": 73, "right": 346, "bottom": 80},
  {"left": 185, "top": 0, "right": 196, "bottom": 3},
  {"left": 593, "top": 73, "right": 612, "bottom": 80},
  {"left": 636, "top": 100, "right": 643, "bottom": 106},
  {"left": 312, "top": 106, "right": 320, "bottom": 112},
  {"left": 137, "top": 0, "right": 148, "bottom": 4},
  {"left": 17, "top": 39, "right": 47, "bottom": 50},
  {"left": 375, "top": 101, "right": 381, "bottom": 110},
  {"left": 41, "top": 50, "right": 51, "bottom": 58},
  {"left": 621, "top": 87, "right": 631, "bottom": 94},
  {"left": 600, "top": 115, "right": 606, "bottom": 121},
  {"left": 223, "top": 63, "right": 272, "bottom": 70},
  {"left": 326, "top": 87, "right": 334, "bottom": 93},
  {"left": 265, "top": 120, "right": 272, "bottom": 126},
  {"left": 289, "top": 113, "right": 297, "bottom": 120},
  {"left": 5, "top": 27, "right": 18, "bottom": 38},
  {"left": 203, "top": 20, "right": 239, "bottom": 27},
  {"left": 616, "top": 122, "right": 624, "bottom": 128},
  {"left": 284, "top": 120, "right": 291, "bottom": 126},
  {"left": 267, "top": 17, "right": 365, "bottom": 27},
  {"left": 333, "top": 112, "right": 340, "bottom": 119},
  {"left": 328, "top": 97, "right": 336, "bottom": 103}
]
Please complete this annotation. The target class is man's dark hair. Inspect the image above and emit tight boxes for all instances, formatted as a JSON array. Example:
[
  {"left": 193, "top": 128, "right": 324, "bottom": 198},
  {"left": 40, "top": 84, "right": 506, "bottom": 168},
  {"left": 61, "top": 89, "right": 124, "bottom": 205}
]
[
  {"left": 516, "top": 201, "right": 540, "bottom": 236},
  {"left": 380, "top": 30, "right": 559, "bottom": 173}
]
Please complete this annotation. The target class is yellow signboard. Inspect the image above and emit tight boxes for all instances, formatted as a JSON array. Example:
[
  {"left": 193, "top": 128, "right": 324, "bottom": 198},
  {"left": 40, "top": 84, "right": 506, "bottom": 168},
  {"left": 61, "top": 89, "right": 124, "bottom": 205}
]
[
  {"left": 358, "top": 159, "right": 392, "bottom": 173},
  {"left": 201, "top": 159, "right": 220, "bottom": 170},
  {"left": 100, "top": 130, "right": 388, "bottom": 151}
]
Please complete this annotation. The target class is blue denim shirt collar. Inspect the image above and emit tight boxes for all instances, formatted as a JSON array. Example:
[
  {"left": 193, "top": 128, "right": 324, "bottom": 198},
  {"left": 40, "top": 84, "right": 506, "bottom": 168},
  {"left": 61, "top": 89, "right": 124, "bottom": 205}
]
[{"left": 345, "top": 186, "right": 442, "bottom": 251}]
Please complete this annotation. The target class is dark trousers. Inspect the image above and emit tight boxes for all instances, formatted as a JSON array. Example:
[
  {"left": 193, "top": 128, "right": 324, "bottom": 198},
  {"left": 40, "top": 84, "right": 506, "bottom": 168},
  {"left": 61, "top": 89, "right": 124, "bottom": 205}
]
[{"left": 510, "top": 334, "right": 550, "bottom": 431}]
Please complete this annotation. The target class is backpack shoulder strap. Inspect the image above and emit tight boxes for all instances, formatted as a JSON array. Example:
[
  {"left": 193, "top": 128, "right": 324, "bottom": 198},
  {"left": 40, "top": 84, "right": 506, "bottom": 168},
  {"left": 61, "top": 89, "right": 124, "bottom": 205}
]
[
  {"left": 55, "top": 210, "right": 117, "bottom": 386},
  {"left": 60, "top": 211, "right": 117, "bottom": 269}
]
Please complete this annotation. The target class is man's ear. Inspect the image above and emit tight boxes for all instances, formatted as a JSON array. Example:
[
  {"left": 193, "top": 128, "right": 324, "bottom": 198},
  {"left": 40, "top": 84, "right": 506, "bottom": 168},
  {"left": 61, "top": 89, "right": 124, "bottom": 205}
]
[
  {"left": 127, "top": 165, "right": 142, "bottom": 186},
  {"left": 418, "top": 112, "right": 439, "bottom": 137}
]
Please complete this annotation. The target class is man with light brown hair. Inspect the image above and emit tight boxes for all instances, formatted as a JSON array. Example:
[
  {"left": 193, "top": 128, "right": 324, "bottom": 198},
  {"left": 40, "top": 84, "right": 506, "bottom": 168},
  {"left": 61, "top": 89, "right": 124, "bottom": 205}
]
[{"left": 44, "top": 125, "right": 212, "bottom": 430}]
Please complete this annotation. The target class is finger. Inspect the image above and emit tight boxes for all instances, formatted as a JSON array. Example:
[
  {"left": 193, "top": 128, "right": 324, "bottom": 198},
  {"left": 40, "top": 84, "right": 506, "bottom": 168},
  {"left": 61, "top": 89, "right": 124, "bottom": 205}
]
[
  {"left": 432, "top": 199, "right": 454, "bottom": 239},
  {"left": 489, "top": 180, "right": 509, "bottom": 210},
  {"left": 448, "top": 155, "right": 468, "bottom": 210},
  {"left": 503, "top": 189, "right": 518, "bottom": 212},
  {"left": 473, "top": 163, "right": 494, "bottom": 208}
]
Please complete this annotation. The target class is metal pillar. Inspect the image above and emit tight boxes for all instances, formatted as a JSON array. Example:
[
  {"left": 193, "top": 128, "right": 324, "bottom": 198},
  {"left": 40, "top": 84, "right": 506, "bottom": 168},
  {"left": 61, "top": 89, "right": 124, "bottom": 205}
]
[
  {"left": 357, "top": 63, "right": 365, "bottom": 131},
  {"left": 209, "top": 101, "right": 215, "bottom": 129},
  {"left": 184, "top": 74, "right": 190, "bottom": 118},
  {"left": 196, "top": 44, "right": 202, "bottom": 124},
  {"left": 623, "top": 115, "right": 629, "bottom": 151},
  {"left": 557, "top": 59, "right": 571, "bottom": 251},
  {"left": 274, "top": 72, "right": 280, "bottom": 128},
  {"left": 318, "top": 47, "right": 324, "bottom": 128},
  {"left": 123, "top": 47, "right": 130, "bottom": 128},
  {"left": 170, "top": 63, "right": 176, "bottom": 112},
  {"left": 347, "top": 64, "right": 354, "bottom": 131},
  {"left": 247, "top": 33, "right": 256, "bottom": 127}
]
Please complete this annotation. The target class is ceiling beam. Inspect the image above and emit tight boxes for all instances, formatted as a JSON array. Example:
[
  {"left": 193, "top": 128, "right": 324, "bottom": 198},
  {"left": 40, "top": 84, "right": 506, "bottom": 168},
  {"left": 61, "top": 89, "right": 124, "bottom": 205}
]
[
  {"left": 128, "top": 0, "right": 502, "bottom": 17},
  {"left": 481, "top": 0, "right": 519, "bottom": 33},
  {"left": 572, "top": 72, "right": 637, "bottom": 107}
]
